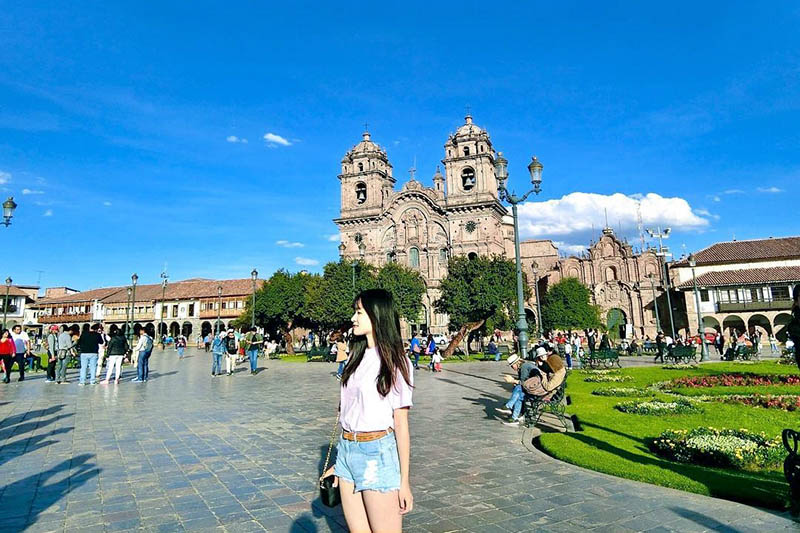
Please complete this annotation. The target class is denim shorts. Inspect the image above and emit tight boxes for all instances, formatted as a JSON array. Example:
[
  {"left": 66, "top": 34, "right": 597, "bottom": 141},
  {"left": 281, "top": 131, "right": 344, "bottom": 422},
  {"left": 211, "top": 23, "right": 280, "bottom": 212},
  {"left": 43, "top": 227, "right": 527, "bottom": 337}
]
[{"left": 334, "top": 431, "right": 400, "bottom": 493}]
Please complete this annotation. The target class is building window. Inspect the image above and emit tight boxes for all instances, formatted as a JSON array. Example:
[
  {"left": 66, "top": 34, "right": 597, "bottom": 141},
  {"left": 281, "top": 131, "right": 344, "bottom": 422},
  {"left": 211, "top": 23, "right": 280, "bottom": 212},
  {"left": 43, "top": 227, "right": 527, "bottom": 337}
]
[
  {"left": 771, "top": 286, "right": 790, "bottom": 300},
  {"left": 439, "top": 249, "right": 448, "bottom": 263},
  {"left": 463, "top": 146, "right": 470, "bottom": 156},
  {"left": 461, "top": 167, "right": 475, "bottom": 191},
  {"left": 700, "top": 289, "right": 709, "bottom": 302},
  {"left": 479, "top": 145, "right": 484, "bottom": 152},
  {"left": 409, "top": 247, "right": 420, "bottom": 269},
  {"left": 172, "top": 304, "right": 179, "bottom": 317},
  {"left": 358, "top": 162, "right": 363, "bottom": 172},
  {"left": 468, "top": 252, "right": 478, "bottom": 260},
  {"left": 188, "top": 304, "right": 195, "bottom": 316},
  {"left": 386, "top": 252, "right": 395, "bottom": 263},
  {"left": 605, "top": 266, "right": 617, "bottom": 281},
  {"left": 355, "top": 182, "right": 367, "bottom": 204}
]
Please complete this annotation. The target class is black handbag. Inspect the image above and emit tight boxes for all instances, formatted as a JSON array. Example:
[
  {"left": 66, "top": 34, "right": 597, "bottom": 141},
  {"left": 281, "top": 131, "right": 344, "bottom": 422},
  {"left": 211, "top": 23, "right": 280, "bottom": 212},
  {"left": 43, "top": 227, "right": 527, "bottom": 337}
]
[{"left": 319, "top": 412, "right": 341, "bottom": 508}]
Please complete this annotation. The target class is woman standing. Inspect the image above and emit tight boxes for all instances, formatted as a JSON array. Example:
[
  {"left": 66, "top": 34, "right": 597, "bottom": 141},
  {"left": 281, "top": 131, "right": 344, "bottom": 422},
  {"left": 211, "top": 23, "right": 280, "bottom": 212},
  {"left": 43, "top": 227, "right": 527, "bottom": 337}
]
[
  {"left": 0, "top": 329, "right": 16, "bottom": 384},
  {"left": 322, "top": 289, "right": 414, "bottom": 532},
  {"left": 101, "top": 326, "right": 128, "bottom": 384},
  {"left": 176, "top": 334, "right": 187, "bottom": 358}
]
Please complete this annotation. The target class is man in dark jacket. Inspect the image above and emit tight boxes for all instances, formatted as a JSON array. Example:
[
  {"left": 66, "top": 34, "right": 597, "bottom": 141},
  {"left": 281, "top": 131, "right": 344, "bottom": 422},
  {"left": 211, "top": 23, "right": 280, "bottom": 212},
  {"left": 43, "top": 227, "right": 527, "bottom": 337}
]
[{"left": 77, "top": 323, "right": 103, "bottom": 386}]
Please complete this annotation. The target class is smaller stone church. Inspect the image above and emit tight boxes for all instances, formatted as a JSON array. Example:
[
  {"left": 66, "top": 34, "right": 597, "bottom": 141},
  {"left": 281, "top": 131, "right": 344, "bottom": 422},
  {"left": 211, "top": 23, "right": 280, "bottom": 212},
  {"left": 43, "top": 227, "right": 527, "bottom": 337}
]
[{"left": 334, "top": 115, "right": 667, "bottom": 339}]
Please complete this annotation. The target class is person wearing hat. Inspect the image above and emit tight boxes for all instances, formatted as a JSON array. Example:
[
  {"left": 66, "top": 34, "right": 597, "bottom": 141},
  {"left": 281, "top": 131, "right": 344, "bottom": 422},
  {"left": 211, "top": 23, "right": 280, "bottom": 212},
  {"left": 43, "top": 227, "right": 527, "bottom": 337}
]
[
  {"left": 496, "top": 350, "right": 541, "bottom": 425},
  {"left": 44, "top": 325, "right": 59, "bottom": 383},
  {"left": 523, "top": 346, "right": 566, "bottom": 399}
]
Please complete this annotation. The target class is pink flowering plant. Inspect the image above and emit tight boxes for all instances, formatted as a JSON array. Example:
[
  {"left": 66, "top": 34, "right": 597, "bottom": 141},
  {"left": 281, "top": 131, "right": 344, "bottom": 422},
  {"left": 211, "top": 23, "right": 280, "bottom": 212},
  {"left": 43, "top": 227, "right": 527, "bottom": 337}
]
[
  {"left": 648, "top": 427, "right": 785, "bottom": 471},
  {"left": 670, "top": 373, "right": 800, "bottom": 389}
]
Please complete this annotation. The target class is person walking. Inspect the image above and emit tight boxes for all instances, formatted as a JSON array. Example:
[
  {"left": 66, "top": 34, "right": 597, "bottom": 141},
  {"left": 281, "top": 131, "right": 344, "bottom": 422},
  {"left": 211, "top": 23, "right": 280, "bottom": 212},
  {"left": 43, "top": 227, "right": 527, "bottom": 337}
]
[
  {"left": 223, "top": 329, "right": 238, "bottom": 376},
  {"left": 769, "top": 333, "right": 779, "bottom": 354},
  {"left": 0, "top": 329, "right": 17, "bottom": 384},
  {"left": 10, "top": 325, "right": 30, "bottom": 382},
  {"left": 654, "top": 331, "right": 665, "bottom": 363},
  {"left": 333, "top": 332, "right": 349, "bottom": 380},
  {"left": 101, "top": 326, "right": 128, "bottom": 384},
  {"left": 55, "top": 326, "right": 75, "bottom": 384},
  {"left": 77, "top": 323, "right": 103, "bottom": 386},
  {"left": 425, "top": 334, "right": 436, "bottom": 371},
  {"left": 132, "top": 329, "right": 153, "bottom": 382},
  {"left": 44, "top": 325, "right": 59, "bottom": 383},
  {"left": 320, "top": 289, "right": 414, "bottom": 533},
  {"left": 175, "top": 334, "right": 186, "bottom": 358},
  {"left": 587, "top": 329, "right": 597, "bottom": 354},
  {"left": 94, "top": 325, "right": 108, "bottom": 380},
  {"left": 211, "top": 331, "right": 225, "bottom": 376},
  {"left": 410, "top": 334, "right": 422, "bottom": 369},
  {"left": 204, "top": 333, "right": 212, "bottom": 352},
  {"left": 244, "top": 327, "right": 263, "bottom": 374}
]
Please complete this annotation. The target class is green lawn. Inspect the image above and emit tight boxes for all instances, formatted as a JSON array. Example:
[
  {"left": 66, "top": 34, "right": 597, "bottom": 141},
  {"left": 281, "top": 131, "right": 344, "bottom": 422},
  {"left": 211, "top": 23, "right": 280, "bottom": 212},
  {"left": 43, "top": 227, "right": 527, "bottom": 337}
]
[{"left": 538, "top": 362, "right": 798, "bottom": 510}]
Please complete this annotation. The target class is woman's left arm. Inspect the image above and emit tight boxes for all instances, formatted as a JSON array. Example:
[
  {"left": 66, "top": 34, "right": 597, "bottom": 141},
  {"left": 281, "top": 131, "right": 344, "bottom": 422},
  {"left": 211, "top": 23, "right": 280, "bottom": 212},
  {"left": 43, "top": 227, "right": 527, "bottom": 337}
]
[{"left": 393, "top": 407, "right": 413, "bottom": 515}]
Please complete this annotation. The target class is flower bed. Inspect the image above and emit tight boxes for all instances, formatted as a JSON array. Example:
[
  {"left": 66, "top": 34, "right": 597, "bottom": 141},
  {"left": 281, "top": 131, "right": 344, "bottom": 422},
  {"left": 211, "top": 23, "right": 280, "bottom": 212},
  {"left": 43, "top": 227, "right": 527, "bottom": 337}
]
[
  {"left": 661, "top": 364, "right": 699, "bottom": 370},
  {"left": 648, "top": 427, "right": 785, "bottom": 471},
  {"left": 710, "top": 394, "right": 800, "bottom": 411},
  {"left": 584, "top": 375, "right": 633, "bottom": 383},
  {"left": 579, "top": 369, "right": 619, "bottom": 375},
  {"left": 615, "top": 398, "right": 702, "bottom": 415},
  {"left": 591, "top": 387, "right": 654, "bottom": 397},
  {"left": 670, "top": 373, "right": 800, "bottom": 389}
]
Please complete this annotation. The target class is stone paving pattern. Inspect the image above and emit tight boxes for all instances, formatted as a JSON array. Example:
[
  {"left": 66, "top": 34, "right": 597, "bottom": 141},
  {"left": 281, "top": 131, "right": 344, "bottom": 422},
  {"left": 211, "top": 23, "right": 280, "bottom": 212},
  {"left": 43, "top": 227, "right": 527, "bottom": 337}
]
[{"left": 0, "top": 348, "right": 796, "bottom": 532}]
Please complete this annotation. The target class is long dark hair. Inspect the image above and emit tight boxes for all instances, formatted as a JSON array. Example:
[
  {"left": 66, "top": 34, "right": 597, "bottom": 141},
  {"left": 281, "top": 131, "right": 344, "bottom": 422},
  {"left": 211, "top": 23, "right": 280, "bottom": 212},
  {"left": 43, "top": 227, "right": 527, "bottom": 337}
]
[{"left": 341, "top": 289, "right": 412, "bottom": 397}]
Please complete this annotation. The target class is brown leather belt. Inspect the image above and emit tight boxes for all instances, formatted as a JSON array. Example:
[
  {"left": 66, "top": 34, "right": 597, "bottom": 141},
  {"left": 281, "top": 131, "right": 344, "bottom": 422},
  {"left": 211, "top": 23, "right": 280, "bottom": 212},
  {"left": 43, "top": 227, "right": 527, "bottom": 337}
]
[{"left": 342, "top": 428, "right": 393, "bottom": 442}]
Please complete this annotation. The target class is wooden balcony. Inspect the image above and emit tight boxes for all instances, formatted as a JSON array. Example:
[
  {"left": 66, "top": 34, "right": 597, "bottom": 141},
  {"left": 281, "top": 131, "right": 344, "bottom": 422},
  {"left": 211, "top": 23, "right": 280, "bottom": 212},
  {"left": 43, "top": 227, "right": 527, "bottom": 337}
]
[
  {"left": 717, "top": 299, "right": 793, "bottom": 313},
  {"left": 104, "top": 312, "right": 155, "bottom": 322},
  {"left": 199, "top": 308, "right": 243, "bottom": 319},
  {"left": 39, "top": 312, "right": 92, "bottom": 324}
]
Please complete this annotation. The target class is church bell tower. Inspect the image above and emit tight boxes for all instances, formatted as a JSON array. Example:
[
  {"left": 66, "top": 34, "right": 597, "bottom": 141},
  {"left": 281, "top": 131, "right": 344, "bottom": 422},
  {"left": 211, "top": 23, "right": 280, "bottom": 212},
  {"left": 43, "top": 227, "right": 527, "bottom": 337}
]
[{"left": 442, "top": 114, "right": 499, "bottom": 207}]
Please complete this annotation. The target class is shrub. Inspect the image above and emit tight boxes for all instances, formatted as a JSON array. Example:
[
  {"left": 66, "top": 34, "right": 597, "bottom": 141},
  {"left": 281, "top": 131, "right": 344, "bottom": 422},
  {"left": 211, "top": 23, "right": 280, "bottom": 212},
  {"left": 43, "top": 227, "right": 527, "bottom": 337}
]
[
  {"left": 648, "top": 427, "right": 785, "bottom": 471},
  {"left": 670, "top": 373, "right": 800, "bottom": 389},
  {"left": 584, "top": 375, "right": 633, "bottom": 383},
  {"left": 591, "top": 387, "right": 654, "bottom": 397},
  {"left": 615, "top": 398, "right": 702, "bottom": 415}
]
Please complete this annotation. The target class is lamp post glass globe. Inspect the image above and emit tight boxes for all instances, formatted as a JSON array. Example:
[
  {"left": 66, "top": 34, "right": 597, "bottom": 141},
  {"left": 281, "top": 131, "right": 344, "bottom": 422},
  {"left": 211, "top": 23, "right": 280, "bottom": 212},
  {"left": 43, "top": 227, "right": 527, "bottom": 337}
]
[
  {"left": 338, "top": 242, "right": 346, "bottom": 256},
  {"left": 493, "top": 152, "right": 508, "bottom": 189},
  {"left": 5, "top": 277, "right": 11, "bottom": 287},
  {"left": 251, "top": 268, "right": 258, "bottom": 281},
  {"left": 528, "top": 156, "right": 543, "bottom": 189},
  {"left": 131, "top": 273, "right": 138, "bottom": 285},
  {"left": 358, "top": 242, "right": 366, "bottom": 258},
  {"left": 2, "top": 197, "right": 17, "bottom": 226}
]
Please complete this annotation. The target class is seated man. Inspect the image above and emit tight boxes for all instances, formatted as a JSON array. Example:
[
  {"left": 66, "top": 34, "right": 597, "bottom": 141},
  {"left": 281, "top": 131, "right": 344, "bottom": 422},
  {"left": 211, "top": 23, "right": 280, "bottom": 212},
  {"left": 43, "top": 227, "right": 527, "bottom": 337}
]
[
  {"left": 522, "top": 347, "right": 566, "bottom": 400},
  {"left": 495, "top": 351, "right": 542, "bottom": 426},
  {"left": 487, "top": 340, "right": 500, "bottom": 361}
]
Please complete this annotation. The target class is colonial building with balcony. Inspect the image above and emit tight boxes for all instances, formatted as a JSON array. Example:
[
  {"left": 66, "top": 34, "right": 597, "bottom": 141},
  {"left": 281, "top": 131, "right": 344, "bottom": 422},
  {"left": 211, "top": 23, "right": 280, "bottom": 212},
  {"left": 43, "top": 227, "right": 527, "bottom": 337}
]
[
  {"left": 672, "top": 236, "right": 800, "bottom": 341},
  {"left": 1, "top": 285, "right": 39, "bottom": 331}
]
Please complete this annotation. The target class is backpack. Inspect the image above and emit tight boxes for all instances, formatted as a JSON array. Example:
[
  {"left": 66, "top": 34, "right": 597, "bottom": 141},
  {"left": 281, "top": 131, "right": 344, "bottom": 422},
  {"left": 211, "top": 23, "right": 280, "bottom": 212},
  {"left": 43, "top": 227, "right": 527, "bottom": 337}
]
[{"left": 143, "top": 335, "right": 154, "bottom": 352}]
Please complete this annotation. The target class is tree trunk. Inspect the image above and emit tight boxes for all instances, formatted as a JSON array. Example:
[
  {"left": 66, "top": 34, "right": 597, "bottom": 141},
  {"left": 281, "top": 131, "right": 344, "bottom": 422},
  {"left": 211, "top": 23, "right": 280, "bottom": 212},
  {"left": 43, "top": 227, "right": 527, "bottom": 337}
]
[
  {"left": 282, "top": 321, "right": 295, "bottom": 355},
  {"left": 443, "top": 319, "right": 486, "bottom": 358}
]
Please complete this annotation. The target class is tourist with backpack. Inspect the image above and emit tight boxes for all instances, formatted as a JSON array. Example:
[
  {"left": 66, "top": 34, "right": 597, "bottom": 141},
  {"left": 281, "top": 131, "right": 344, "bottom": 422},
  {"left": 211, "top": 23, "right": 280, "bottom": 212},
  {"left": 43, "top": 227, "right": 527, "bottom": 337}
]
[
  {"left": 44, "top": 325, "right": 59, "bottom": 383},
  {"left": 132, "top": 329, "right": 154, "bottom": 382},
  {"left": 223, "top": 329, "right": 238, "bottom": 376},
  {"left": 211, "top": 331, "right": 226, "bottom": 376}
]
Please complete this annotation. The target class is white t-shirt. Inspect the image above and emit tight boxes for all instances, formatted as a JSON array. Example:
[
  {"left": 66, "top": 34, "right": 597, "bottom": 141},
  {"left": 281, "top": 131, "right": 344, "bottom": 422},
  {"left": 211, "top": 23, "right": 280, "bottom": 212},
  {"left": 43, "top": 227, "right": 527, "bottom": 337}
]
[
  {"left": 11, "top": 331, "right": 29, "bottom": 353},
  {"left": 340, "top": 347, "right": 413, "bottom": 432}
]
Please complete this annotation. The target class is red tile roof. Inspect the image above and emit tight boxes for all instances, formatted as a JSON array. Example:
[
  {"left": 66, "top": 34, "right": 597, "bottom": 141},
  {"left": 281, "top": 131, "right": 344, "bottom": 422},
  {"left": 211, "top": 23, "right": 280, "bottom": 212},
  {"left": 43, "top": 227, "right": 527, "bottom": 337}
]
[
  {"left": 682, "top": 236, "right": 800, "bottom": 265},
  {"left": 676, "top": 266, "right": 800, "bottom": 289},
  {"left": 36, "top": 287, "right": 124, "bottom": 305}
]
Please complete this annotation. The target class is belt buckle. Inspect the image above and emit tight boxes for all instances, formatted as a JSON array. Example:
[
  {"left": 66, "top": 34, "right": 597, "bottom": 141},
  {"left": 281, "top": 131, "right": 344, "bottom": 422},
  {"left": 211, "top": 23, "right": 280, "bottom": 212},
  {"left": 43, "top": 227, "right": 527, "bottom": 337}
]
[{"left": 353, "top": 431, "right": 359, "bottom": 443}]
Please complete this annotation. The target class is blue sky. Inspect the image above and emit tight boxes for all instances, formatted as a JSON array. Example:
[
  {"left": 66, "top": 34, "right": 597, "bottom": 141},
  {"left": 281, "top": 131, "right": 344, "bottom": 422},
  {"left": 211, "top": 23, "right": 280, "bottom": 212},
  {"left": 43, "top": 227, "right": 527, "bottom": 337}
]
[{"left": 1, "top": 1, "right": 798, "bottom": 290}]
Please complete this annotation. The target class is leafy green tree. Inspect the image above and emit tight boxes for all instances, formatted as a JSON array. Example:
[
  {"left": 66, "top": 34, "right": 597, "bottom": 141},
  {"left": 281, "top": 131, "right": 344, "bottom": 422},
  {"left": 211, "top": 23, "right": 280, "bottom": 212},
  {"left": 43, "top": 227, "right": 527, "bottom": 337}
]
[
  {"left": 307, "top": 259, "right": 376, "bottom": 333},
  {"left": 376, "top": 262, "right": 426, "bottom": 323},
  {"left": 540, "top": 277, "right": 602, "bottom": 332},
  {"left": 249, "top": 269, "right": 318, "bottom": 354},
  {"left": 435, "top": 255, "right": 525, "bottom": 356}
]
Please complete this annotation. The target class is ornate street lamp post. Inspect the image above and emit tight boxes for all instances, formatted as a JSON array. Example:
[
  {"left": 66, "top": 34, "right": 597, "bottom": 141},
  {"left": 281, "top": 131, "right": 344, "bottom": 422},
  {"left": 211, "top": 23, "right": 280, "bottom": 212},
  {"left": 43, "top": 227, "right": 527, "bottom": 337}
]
[
  {"left": 128, "top": 273, "right": 138, "bottom": 344},
  {"left": 531, "top": 261, "right": 542, "bottom": 338},
  {"left": 159, "top": 273, "right": 168, "bottom": 348},
  {"left": 495, "top": 152, "right": 543, "bottom": 358},
  {"left": 251, "top": 268, "right": 258, "bottom": 329},
  {"left": 125, "top": 287, "right": 132, "bottom": 341},
  {"left": 216, "top": 285, "right": 222, "bottom": 334},
  {"left": 2, "top": 197, "right": 17, "bottom": 227},
  {"left": 3, "top": 277, "right": 11, "bottom": 330},
  {"left": 688, "top": 254, "right": 709, "bottom": 362}
]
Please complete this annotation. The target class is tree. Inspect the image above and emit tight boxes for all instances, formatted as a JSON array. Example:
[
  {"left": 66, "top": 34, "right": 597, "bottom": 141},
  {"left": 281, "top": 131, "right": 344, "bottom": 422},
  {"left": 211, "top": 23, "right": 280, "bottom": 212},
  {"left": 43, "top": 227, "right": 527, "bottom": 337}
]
[
  {"left": 376, "top": 262, "right": 426, "bottom": 323},
  {"left": 540, "top": 277, "right": 602, "bottom": 332},
  {"left": 435, "top": 255, "right": 525, "bottom": 357},
  {"left": 251, "top": 269, "right": 317, "bottom": 354},
  {"left": 307, "top": 259, "right": 376, "bottom": 333}
]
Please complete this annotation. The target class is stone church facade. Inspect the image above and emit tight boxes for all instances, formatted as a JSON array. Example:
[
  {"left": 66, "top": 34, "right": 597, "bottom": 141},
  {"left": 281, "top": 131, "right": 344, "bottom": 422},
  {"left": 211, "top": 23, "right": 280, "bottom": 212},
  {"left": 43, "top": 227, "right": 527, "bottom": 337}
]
[{"left": 334, "top": 115, "right": 666, "bottom": 339}]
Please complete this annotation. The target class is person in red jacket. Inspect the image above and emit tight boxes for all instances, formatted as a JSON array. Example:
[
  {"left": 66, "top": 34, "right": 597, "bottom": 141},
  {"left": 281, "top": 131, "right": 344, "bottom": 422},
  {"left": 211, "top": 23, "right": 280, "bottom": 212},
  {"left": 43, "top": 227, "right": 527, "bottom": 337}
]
[{"left": 0, "top": 329, "right": 18, "bottom": 384}]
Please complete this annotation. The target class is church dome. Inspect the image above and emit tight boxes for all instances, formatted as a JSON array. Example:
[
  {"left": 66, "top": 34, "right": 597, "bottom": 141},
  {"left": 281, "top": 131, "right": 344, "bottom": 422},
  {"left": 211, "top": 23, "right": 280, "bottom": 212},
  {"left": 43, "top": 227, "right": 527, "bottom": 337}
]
[
  {"left": 455, "top": 114, "right": 485, "bottom": 137},
  {"left": 349, "top": 131, "right": 385, "bottom": 156}
]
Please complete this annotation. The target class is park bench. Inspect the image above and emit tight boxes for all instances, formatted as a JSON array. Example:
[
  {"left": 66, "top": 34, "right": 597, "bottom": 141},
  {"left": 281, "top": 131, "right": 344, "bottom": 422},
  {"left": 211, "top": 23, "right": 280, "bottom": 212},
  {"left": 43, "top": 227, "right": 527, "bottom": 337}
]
[
  {"left": 305, "top": 345, "right": 332, "bottom": 362},
  {"left": 477, "top": 343, "right": 511, "bottom": 361},
  {"left": 522, "top": 380, "right": 569, "bottom": 430},
  {"left": 722, "top": 345, "right": 758, "bottom": 361},
  {"left": 665, "top": 345, "right": 697, "bottom": 365},
  {"left": 640, "top": 342, "right": 657, "bottom": 355},
  {"left": 783, "top": 429, "right": 800, "bottom": 516},
  {"left": 579, "top": 349, "right": 621, "bottom": 369}
]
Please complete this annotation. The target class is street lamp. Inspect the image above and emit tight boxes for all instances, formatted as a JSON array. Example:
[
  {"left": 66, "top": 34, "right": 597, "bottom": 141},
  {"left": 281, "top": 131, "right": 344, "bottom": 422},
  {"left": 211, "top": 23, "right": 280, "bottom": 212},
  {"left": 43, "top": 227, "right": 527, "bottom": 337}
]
[
  {"left": 129, "top": 273, "right": 138, "bottom": 343},
  {"left": 647, "top": 227, "right": 677, "bottom": 340},
  {"left": 532, "top": 261, "right": 542, "bottom": 338},
  {"left": 688, "top": 254, "right": 709, "bottom": 362},
  {"left": 2, "top": 197, "right": 17, "bottom": 227},
  {"left": 646, "top": 273, "right": 662, "bottom": 335},
  {"left": 495, "top": 152, "right": 543, "bottom": 358},
  {"left": 159, "top": 272, "right": 168, "bottom": 348},
  {"left": 126, "top": 287, "right": 132, "bottom": 344},
  {"left": 251, "top": 268, "right": 258, "bottom": 329},
  {"left": 216, "top": 285, "right": 222, "bottom": 334},
  {"left": 2, "top": 277, "right": 11, "bottom": 330}
]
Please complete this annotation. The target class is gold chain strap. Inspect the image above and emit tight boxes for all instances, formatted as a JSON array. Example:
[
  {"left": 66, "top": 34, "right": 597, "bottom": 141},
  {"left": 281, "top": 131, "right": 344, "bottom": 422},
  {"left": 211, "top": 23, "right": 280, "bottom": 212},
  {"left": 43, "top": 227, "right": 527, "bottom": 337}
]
[{"left": 320, "top": 411, "right": 340, "bottom": 485}]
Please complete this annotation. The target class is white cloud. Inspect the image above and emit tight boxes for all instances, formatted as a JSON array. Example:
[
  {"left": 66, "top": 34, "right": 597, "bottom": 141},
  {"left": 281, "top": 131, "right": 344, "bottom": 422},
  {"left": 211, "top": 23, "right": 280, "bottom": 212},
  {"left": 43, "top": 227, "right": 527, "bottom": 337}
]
[
  {"left": 554, "top": 242, "right": 588, "bottom": 256},
  {"left": 276, "top": 239, "right": 304, "bottom": 248},
  {"left": 757, "top": 186, "right": 783, "bottom": 193},
  {"left": 711, "top": 195, "right": 721, "bottom": 202},
  {"left": 694, "top": 208, "right": 720, "bottom": 221},
  {"left": 22, "top": 188, "right": 44, "bottom": 195},
  {"left": 0, "top": 171, "right": 10, "bottom": 185},
  {"left": 226, "top": 135, "right": 248, "bottom": 144},
  {"left": 518, "top": 192, "right": 710, "bottom": 253},
  {"left": 324, "top": 233, "right": 341, "bottom": 242},
  {"left": 263, "top": 132, "right": 292, "bottom": 147},
  {"left": 723, "top": 189, "right": 744, "bottom": 194},
  {"left": 295, "top": 257, "right": 319, "bottom": 266},
  {"left": 43, "top": 209, "right": 53, "bottom": 217},
  {"left": 103, "top": 201, "right": 112, "bottom": 206}
]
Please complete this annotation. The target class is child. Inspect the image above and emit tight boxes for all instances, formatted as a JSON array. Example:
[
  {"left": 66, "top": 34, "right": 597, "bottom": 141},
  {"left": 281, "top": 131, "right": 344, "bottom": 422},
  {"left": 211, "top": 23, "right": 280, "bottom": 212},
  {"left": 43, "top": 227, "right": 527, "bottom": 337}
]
[{"left": 431, "top": 348, "right": 443, "bottom": 372}]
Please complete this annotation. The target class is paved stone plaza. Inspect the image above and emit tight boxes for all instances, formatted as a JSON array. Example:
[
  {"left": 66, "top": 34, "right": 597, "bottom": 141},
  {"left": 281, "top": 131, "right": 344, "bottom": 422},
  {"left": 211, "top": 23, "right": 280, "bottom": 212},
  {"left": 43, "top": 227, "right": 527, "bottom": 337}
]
[{"left": 0, "top": 349, "right": 796, "bottom": 533}]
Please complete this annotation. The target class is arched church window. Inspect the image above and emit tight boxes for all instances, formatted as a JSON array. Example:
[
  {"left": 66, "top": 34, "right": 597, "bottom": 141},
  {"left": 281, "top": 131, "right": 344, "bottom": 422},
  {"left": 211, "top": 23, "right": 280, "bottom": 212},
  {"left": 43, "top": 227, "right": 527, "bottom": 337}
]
[
  {"left": 480, "top": 145, "right": 484, "bottom": 152},
  {"left": 605, "top": 266, "right": 617, "bottom": 281},
  {"left": 355, "top": 183, "right": 367, "bottom": 204},
  {"left": 358, "top": 162, "right": 364, "bottom": 172},
  {"left": 468, "top": 252, "right": 478, "bottom": 260},
  {"left": 439, "top": 249, "right": 448, "bottom": 263},
  {"left": 448, "top": 149, "right": 452, "bottom": 157},
  {"left": 461, "top": 167, "right": 476, "bottom": 191},
  {"left": 463, "top": 146, "right": 470, "bottom": 156},
  {"left": 409, "top": 247, "right": 420, "bottom": 269}
]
